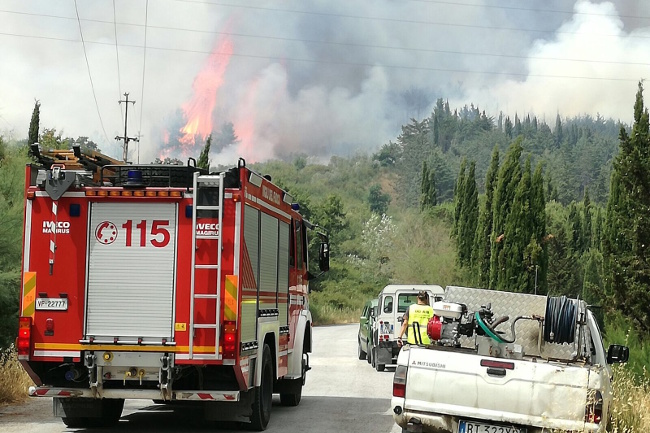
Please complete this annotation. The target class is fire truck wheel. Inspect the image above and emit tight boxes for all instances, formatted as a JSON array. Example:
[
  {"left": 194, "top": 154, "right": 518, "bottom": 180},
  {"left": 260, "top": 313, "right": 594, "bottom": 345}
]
[
  {"left": 61, "top": 398, "right": 124, "bottom": 428},
  {"left": 250, "top": 344, "right": 273, "bottom": 430},
  {"left": 279, "top": 355, "right": 305, "bottom": 407}
]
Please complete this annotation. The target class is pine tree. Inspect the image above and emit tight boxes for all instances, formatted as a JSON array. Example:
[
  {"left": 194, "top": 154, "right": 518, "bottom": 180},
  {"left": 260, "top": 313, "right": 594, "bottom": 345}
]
[
  {"left": 489, "top": 139, "right": 523, "bottom": 289},
  {"left": 28, "top": 100, "right": 40, "bottom": 146},
  {"left": 197, "top": 134, "right": 212, "bottom": 170},
  {"left": 603, "top": 82, "right": 650, "bottom": 331},
  {"left": 473, "top": 146, "right": 499, "bottom": 287}
]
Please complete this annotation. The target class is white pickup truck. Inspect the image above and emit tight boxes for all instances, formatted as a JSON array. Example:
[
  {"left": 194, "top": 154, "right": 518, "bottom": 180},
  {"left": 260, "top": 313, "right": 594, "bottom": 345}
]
[{"left": 391, "top": 286, "right": 629, "bottom": 433}]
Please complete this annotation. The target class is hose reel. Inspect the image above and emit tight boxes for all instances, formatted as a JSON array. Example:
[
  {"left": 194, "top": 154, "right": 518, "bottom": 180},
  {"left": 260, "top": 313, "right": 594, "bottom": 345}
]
[{"left": 544, "top": 296, "right": 578, "bottom": 344}]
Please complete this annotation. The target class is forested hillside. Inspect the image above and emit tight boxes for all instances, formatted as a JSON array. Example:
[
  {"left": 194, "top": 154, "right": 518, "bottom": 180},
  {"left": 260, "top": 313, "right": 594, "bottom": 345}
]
[{"left": 1, "top": 86, "right": 649, "bottom": 374}]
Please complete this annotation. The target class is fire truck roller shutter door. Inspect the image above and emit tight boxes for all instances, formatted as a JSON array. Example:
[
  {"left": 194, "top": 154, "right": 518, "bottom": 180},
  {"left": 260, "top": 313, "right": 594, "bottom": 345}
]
[
  {"left": 242, "top": 205, "right": 259, "bottom": 344},
  {"left": 86, "top": 202, "right": 177, "bottom": 341}
]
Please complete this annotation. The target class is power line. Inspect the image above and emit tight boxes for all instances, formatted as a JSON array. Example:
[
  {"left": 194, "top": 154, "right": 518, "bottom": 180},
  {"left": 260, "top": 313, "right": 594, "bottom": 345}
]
[
  {"left": 137, "top": 0, "right": 149, "bottom": 164},
  {"left": 0, "top": 29, "right": 645, "bottom": 83},
  {"left": 1, "top": 23, "right": 649, "bottom": 69},
  {"left": 0, "top": 32, "right": 650, "bottom": 82},
  {"left": 406, "top": 0, "right": 650, "bottom": 21},
  {"left": 73, "top": 0, "right": 111, "bottom": 144},
  {"left": 113, "top": 0, "right": 124, "bottom": 130},
  {"left": 3, "top": 5, "right": 650, "bottom": 41}
]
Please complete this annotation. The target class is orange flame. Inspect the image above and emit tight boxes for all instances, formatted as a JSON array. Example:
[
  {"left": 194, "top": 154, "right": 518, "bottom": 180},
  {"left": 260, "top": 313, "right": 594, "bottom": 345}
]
[{"left": 179, "top": 34, "right": 234, "bottom": 149}]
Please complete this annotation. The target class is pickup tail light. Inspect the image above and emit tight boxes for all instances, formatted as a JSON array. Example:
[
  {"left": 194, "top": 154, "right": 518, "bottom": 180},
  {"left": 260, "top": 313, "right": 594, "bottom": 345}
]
[
  {"left": 585, "top": 390, "right": 603, "bottom": 424},
  {"left": 17, "top": 317, "right": 32, "bottom": 359},
  {"left": 393, "top": 365, "right": 408, "bottom": 398}
]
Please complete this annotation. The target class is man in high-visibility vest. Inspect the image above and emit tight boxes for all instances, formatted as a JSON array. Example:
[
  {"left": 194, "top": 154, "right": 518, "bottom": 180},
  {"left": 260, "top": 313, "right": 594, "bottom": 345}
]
[{"left": 397, "top": 291, "right": 434, "bottom": 345}]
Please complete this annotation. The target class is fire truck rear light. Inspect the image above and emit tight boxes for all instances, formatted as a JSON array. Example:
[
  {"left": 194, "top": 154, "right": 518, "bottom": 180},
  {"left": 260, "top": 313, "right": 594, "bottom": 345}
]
[
  {"left": 17, "top": 317, "right": 31, "bottom": 357},
  {"left": 170, "top": 191, "right": 182, "bottom": 197},
  {"left": 27, "top": 191, "right": 35, "bottom": 199},
  {"left": 134, "top": 190, "right": 145, "bottom": 197},
  {"left": 97, "top": 190, "right": 108, "bottom": 197},
  {"left": 121, "top": 190, "right": 132, "bottom": 197},
  {"left": 45, "top": 318, "right": 54, "bottom": 332},
  {"left": 222, "top": 321, "right": 237, "bottom": 359},
  {"left": 232, "top": 193, "right": 240, "bottom": 202},
  {"left": 145, "top": 191, "right": 157, "bottom": 197},
  {"left": 85, "top": 190, "right": 96, "bottom": 196},
  {"left": 109, "top": 191, "right": 120, "bottom": 197},
  {"left": 158, "top": 191, "right": 169, "bottom": 197}
]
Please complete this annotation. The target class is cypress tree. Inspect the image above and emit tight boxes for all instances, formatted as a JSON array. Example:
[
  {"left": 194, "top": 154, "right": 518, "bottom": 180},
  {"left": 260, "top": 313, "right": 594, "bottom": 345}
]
[
  {"left": 489, "top": 139, "right": 523, "bottom": 289},
  {"left": 28, "top": 100, "right": 40, "bottom": 146},
  {"left": 458, "top": 161, "right": 478, "bottom": 268},
  {"left": 473, "top": 146, "right": 499, "bottom": 287},
  {"left": 420, "top": 161, "right": 430, "bottom": 210},
  {"left": 530, "top": 162, "right": 547, "bottom": 293},
  {"left": 428, "top": 169, "right": 437, "bottom": 206},
  {"left": 583, "top": 189, "right": 592, "bottom": 250},
  {"left": 452, "top": 158, "right": 467, "bottom": 238},
  {"left": 197, "top": 134, "right": 212, "bottom": 170},
  {"left": 501, "top": 158, "right": 532, "bottom": 292},
  {"left": 603, "top": 82, "right": 650, "bottom": 331}
]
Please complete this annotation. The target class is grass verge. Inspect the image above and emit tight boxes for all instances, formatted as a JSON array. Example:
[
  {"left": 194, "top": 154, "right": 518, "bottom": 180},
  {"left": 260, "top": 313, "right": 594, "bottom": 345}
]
[{"left": 0, "top": 345, "right": 33, "bottom": 405}]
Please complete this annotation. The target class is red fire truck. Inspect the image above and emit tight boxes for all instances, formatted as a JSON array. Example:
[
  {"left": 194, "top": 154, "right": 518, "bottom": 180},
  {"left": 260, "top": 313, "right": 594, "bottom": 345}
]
[{"left": 17, "top": 145, "right": 329, "bottom": 430}]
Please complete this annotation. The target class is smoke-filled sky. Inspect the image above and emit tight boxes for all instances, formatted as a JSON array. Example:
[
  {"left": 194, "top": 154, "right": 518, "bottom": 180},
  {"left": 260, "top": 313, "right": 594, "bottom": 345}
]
[{"left": 1, "top": 0, "right": 649, "bottom": 164}]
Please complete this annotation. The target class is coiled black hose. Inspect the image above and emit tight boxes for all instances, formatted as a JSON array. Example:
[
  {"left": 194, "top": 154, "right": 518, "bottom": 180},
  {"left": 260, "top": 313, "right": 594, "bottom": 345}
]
[{"left": 544, "top": 296, "right": 577, "bottom": 344}]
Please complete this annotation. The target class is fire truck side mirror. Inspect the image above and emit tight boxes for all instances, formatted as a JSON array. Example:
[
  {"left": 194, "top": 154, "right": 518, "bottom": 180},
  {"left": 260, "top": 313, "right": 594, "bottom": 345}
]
[{"left": 318, "top": 242, "right": 330, "bottom": 272}]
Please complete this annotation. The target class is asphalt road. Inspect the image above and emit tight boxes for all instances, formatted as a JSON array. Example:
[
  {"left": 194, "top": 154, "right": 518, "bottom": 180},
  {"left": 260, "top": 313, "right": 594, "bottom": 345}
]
[{"left": 0, "top": 324, "right": 401, "bottom": 433}]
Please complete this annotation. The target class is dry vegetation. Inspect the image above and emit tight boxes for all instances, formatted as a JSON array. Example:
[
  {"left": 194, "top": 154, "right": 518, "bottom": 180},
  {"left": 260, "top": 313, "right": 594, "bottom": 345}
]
[
  {"left": 0, "top": 345, "right": 33, "bottom": 405},
  {"left": 609, "top": 365, "right": 650, "bottom": 432}
]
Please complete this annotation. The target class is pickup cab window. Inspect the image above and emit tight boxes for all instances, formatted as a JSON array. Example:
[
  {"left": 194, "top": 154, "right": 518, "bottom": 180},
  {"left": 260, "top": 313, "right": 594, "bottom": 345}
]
[{"left": 398, "top": 294, "right": 418, "bottom": 313}]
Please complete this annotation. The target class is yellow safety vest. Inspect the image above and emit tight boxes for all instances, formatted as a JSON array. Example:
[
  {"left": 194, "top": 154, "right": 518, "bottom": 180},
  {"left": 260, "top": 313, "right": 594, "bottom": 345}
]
[{"left": 406, "top": 303, "right": 434, "bottom": 345}]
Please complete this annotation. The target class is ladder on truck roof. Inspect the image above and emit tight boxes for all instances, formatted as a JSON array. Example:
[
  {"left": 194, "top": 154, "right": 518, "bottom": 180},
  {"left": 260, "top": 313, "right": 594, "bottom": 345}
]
[{"left": 189, "top": 171, "right": 225, "bottom": 360}]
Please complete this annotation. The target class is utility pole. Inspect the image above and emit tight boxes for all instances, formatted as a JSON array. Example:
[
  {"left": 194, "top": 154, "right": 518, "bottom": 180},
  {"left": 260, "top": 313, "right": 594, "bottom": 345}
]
[{"left": 115, "top": 93, "right": 139, "bottom": 163}]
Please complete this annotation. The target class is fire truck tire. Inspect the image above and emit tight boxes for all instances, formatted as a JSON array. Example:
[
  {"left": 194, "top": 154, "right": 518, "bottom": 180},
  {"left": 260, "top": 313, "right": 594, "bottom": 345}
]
[
  {"left": 249, "top": 344, "right": 273, "bottom": 431},
  {"left": 61, "top": 398, "right": 124, "bottom": 428},
  {"left": 279, "top": 355, "right": 306, "bottom": 407}
]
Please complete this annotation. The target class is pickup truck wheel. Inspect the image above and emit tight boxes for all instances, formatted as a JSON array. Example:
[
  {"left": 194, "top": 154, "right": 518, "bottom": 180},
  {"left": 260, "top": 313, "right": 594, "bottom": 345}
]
[
  {"left": 250, "top": 344, "right": 273, "bottom": 430},
  {"left": 370, "top": 348, "right": 376, "bottom": 368},
  {"left": 358, "top": 338, "right": 367, "bottom": 360},
  {"left": 375, "top": 360, "right": 385, "bottom": 372}
]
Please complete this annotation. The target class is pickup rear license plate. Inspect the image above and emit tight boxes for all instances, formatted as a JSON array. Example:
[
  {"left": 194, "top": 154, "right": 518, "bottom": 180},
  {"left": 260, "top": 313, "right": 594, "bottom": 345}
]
[
  {"left": 459, "top": 420, "right": 525, "bottom": 433},
  {"left": 35, "top": 298, "right": 68, "bottom": 311}
]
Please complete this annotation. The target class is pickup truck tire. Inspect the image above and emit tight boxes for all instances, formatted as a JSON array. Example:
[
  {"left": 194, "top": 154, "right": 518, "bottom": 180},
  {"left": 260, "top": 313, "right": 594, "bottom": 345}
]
[
  {"left": 367, "top": 346, "right": 372, "bottom": 364},
  {"left": 250, "top": 344, "right": 273, "bottom": 430},
  {"left": 375, "top": 362, "right": 385, "bottom": 372},
  {"left": 358, "top": 338, "right": 367, "bottom": 360}
]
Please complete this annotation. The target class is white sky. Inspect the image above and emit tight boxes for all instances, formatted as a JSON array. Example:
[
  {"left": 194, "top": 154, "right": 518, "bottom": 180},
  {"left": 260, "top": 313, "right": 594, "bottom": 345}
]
[{"left": 1, "top": 0, "right": 649, "bottom": 164}]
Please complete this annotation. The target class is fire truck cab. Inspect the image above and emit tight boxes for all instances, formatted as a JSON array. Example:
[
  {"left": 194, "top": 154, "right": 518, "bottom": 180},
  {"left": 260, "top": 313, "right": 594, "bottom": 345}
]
[{"left": 17, "top": 146, "right": 329, "bottom": 430}]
